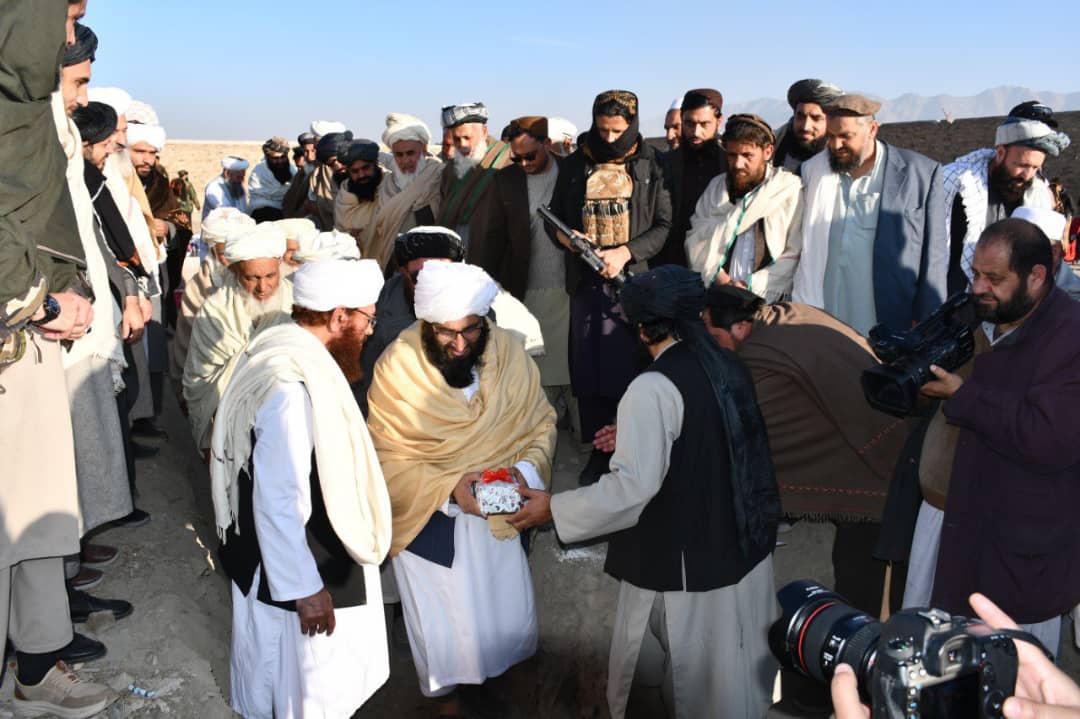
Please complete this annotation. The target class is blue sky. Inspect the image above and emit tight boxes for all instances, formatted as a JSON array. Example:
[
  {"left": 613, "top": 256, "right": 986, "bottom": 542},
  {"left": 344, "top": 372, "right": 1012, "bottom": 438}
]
[{"left": 84, "top": 0, "right": 1079, "bottom": 141}]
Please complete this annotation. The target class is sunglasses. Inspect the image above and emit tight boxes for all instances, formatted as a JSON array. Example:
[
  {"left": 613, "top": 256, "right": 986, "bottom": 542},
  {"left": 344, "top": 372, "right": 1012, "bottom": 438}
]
[{"left": 510, "top": 150, "right": 539, "bottom": 164}]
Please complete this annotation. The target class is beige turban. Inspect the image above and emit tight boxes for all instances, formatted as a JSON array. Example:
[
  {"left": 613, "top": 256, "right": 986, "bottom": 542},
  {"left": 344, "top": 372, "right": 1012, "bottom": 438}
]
[
  {"left": 223, "top": 223, "right": 287, "bottom": 263},
  {"left": 294, "top": 230, "right": 362, "bottom": 263},
  {"left": 274, "top": 218, "right": 318, "bottom": 243},
  {"left": 382, "top": 112, "right": 431, "bottom": 148},
  {"left": 201, "top": 207, "right": 256, "bottom": 245},
  {"left": 414, "top": 262, "right": 498, "bottom": 324}
]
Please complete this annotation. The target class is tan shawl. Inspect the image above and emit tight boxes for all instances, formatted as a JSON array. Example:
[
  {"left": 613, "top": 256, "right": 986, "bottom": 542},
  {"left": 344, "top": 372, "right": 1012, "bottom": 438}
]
[
  {"left": 170, "top": 258, "right": 226, "bottom": 385},
  {"left": 366, "top": 157, "right": 445, "bottom": 270},
  {"left": 333, "top": 186, "right": 379, "bottom": 254},
  {"left": 310, "top": 164, "right": 339, "bottom": 230},
  {"left": 367, "top": 323, "right": 557, "bottom": 556}
]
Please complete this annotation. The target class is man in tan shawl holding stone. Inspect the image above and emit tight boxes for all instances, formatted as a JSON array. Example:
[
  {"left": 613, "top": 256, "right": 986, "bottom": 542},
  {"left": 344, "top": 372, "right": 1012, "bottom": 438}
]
[{"left": 367, "top": 261, "right": 556, "bottom": 715}]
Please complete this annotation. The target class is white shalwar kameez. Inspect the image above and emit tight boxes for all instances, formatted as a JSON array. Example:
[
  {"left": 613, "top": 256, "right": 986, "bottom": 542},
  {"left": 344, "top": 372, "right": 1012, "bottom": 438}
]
[
  {"left": 392, "top": 371, "right": 543, "bottom": 697},
  {"left": 203, "top": 174, "right": 250, "bottom": 220},
  {"left": 229, "top": 382, "right": 388, "bottom": 718}
]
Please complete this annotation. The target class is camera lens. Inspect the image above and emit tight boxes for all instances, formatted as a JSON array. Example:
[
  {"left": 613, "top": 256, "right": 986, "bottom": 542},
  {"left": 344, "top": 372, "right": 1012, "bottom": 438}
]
[{"left": 769, "top": 581, "right": 882, "bottom": 691}]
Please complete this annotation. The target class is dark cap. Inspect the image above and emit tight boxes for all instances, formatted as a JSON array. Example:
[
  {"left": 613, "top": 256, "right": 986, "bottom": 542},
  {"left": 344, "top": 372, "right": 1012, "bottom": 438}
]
[
  {"left": 508, "top": 116, "right": 548, "bottom": 141},
  {"left": 682, "top": 88, "right": 724, "bottom": 114},
  {"left": 824, "top": 94, "right": 882, "bottom": 117}
]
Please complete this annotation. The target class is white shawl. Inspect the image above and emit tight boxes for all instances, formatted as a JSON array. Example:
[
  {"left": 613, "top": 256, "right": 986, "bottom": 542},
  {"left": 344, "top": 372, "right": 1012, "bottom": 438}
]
[
  {"left": 684, "top": 165, "right": 803, "bottom": 301},
  {"left": 791, "top": 150, "right": 841, "bottom": 309},
  {"left": 210, "top": 322, "right": 392, "bottom": 566},
  {"left": 103, "top": 153, "right": 165, "bottom": 274}
]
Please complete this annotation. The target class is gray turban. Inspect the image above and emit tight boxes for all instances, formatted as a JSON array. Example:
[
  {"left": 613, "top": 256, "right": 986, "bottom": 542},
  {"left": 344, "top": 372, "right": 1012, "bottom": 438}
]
[{"left": 786, "top": 79, "right": 844, "bottom": 110}]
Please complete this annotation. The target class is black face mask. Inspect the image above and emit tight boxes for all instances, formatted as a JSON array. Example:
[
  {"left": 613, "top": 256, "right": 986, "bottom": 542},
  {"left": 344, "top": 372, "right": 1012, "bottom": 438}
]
[{"left": 585, "top": 113, "right": 641, "bottom": 163}]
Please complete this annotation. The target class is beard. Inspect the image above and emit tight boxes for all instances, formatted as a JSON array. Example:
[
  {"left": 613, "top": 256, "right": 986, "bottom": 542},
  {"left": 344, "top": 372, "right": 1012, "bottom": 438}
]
[
  {"left": 326, "top": 325, "right": 367, "bottom": 384},
  {"left": 727, "top": 165, "right": 767, "bottom": 200},
  {"left": 451, "top": 144, "right": 484, "bottom": 179},
  {"left": 989, "top": 162, "right": 1033, "bottom": 207},
  {"left": 238, "top": 279, "right": 290, "bottom": 326},
  {"left": 420, "top": 320, "right": 490, "bottom": 389},
  {"left": 226, "top": 181, "right": 245, "bottom": 200},
  {"left": 828, "top": 141, "right": 872, "bottom": 173},
  {"left": 791, "top": 134, "right": 827, "bottom": 161},
  {"left": 973, "top": 282, "right": 1037, "bottom": 325},
  {"left": 348, "top": 167, "right": 383, "bottom": 201},
  {"left": 332, "top": 169, "right": 348, "bottom": 185},
  {"left": 268, "top": 159, "right": 292, "bottom": 185}
]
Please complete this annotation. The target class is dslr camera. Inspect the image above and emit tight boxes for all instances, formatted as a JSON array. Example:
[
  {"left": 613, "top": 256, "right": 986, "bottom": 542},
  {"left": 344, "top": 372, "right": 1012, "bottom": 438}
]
[
  {"left": 769, "top": 580, "right": 1043, "bottom": 718},
  {"left": 861, "top": 291, "right": 975, "bottom": 417}
]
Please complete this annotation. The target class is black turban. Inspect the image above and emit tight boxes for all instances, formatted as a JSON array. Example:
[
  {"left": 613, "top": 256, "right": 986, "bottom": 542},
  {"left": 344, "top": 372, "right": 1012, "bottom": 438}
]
[
  {"left": 71, "top": 101, "right": 117, "bottom": 145},
  {"left": 343, "top": 139, "right": 379, "bottom": 165},
  {"left": 621, "top": 265, "right": 705, "bottom": 325},
  {"left": 315, "top": 131, "right": 353, "bottom": 163},
  {"left": 394, "top": 227, "right": 465, "bottom": 266},
  {"left": 63, "top": 22, "right": 97, "bottom": 67},
  {"left": 786, "top": 79, "right": 843, "bottom": 110},
  {"left": 1007, "top": 100, "right": 1059, "bottom": 129},
  {"left": 706, "top": 284, "right": 763, "bottom": 329}
]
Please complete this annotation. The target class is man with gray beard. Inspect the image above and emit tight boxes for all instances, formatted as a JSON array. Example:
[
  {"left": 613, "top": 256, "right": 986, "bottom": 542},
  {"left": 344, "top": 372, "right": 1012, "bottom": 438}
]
[{"left": 183, "top": 224, "right": 293, "bottom": 452}]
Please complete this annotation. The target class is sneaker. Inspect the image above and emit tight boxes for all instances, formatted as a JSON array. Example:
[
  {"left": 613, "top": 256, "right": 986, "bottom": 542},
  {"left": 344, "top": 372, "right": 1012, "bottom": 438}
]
[
  {"left": 111, "top": 508, "right": 151, "bottom": 528},
  {"left": 14, "top": 661, "right": 117, "bottom": 718}
]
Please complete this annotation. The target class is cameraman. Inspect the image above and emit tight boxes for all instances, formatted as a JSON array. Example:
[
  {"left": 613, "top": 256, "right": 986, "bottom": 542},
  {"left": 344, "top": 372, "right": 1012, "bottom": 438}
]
[
  {"left": 915, "top": 218, "right": 1080, "bottom": 655},
  {"left": 831, "top": 593, "right": 1080, "bottom": 718}
]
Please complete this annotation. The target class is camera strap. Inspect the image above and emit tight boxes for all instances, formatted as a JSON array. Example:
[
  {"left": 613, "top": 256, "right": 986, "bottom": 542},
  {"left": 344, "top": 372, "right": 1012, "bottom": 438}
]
[{"left": 996, "top": 628, "right": 1055, "bottom": 662}]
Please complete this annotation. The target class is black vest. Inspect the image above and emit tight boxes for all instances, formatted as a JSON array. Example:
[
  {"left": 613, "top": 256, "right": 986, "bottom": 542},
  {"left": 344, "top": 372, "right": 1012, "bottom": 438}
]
[
  {"left": 219, "top": 441, "right": 366, "bottom": 611},
  {"left": 604, "top": 342, "right": 771, "bottom": 592}
]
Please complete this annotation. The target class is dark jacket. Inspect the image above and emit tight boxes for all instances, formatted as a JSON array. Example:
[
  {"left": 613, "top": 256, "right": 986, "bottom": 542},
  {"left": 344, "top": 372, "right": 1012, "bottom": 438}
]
[
  {"left": 547, "top": 141, "right": 672, "bottom": 292},
  {"left": 932, "top": 287, "right": 1080, "bottom": 623},
  {"left": 654, "top": 141, "right": 726, "bottom": 268}
]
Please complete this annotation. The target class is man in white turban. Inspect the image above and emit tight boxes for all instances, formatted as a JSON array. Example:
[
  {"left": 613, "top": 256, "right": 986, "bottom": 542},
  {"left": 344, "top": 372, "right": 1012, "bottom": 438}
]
[
  {"left": 310, "top": 120, "right": 346, "bottom": 139},
  {"left": 1012, "top": 206, "right": 1080, "bottom": 301},
  {"left": 366, "top": 113, "right": 444, "bottom": 269},
  {"left": 366, "top": 261, "right": 556, "bottom": 715},
  {"left": 184, "top": 223, "right": 292, "bottom": 451},
  {"left": 212, "top": 259, "right": 392, "bottom": 719},
  {"left": 293, "top": 230, "right": 362, "bottom": 263},
  {"left": 204, "top": 155, "right": 252, "bottom": 220}
]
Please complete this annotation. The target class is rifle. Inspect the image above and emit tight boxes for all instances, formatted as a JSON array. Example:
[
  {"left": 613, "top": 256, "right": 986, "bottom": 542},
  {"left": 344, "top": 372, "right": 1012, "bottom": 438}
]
[{"left": 537, "top": 205, "right": 631, "bottom": 288}]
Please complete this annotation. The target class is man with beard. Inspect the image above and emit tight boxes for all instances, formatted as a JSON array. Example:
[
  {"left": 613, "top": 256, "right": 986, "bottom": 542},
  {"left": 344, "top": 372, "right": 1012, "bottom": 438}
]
[
  {"left": 307, "top": 132, "right": 351, "bottom": 230},
  {"left": 438, "top": 102, "right": 512, "bottom": 250},
  {"left": 910, "top": 219, "right": 1080, "bottom": 656},
  {"left": 366, "top": 261, "right": 556, "bottom": 716},
  {"left": 248, "top": 136, "right": 295, "bottom": 222},
  {"left": 547, "top": 89, "right": 672, "bottom": 485},
  {"left": 772, "top": 79, "right": 844, "bottom": 174},
  {"left": 943, "top": 101, "right": 1070, "bottom": 295},
  {"left": 333, "top": 139, "right": 383, "bottom": 252},
  {"left": 792, "top": 94, "right": 946, "bottom": 335},
  {"left": 184, "top": 224, "right": 292, "bottom": 452},
  {"left": 366, "top": 113, "right": 444, "bottom": 270},
  {"left": 171, "top": 169, "right": 201, "bottom": 216},
  {"left": 279, "top": 131, "right": 318, "bottom": 218},
  {"left": 685, "top": 114, "right": 803, "bottom": 301},
  {"left": 212, "top": 259, "right": 392, "bottom": 718},
  {"left": 204, "top": 155, "right": 251, "bottom": 220},
  {"left": 663, "top": 96, "right": 683, "bottom": 151},
  {"left": 654, "top": 88, "right": 726, "bottom": 268}
]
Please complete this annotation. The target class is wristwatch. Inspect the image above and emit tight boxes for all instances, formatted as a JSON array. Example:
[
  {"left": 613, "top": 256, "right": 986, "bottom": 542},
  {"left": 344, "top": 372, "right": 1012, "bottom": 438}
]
[{"left": 31, "top": 294, "right": 61, "bottom": 326}]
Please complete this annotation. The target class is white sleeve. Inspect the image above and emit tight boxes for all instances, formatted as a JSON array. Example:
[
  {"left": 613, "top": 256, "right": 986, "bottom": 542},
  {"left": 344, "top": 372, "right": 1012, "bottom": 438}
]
[
  {"left": 513, "top": 460, "right": 545, "bottom": 490},
  {"left": 550, "top": 371, "right": 683, "bottom": 543},
  {"left": 252, "top": 382, "right": 324, "bottom": 602}
]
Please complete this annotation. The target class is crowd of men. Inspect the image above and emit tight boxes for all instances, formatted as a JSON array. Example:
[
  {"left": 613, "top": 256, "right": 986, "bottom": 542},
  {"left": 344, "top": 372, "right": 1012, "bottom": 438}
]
[{"left": 3, "top": 1, "right": 1080, "bottom": 718}]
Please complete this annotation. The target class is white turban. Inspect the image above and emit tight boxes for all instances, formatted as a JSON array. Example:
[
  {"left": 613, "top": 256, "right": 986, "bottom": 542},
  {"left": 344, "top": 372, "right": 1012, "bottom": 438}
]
[
  {"left": 294, "top": 230, "right": 361, "bottom": 263},
  {"left": 126, "top": 100, "right": 159, "bottom": 126},
  {"left": 291, "top": 259, "right": 383, "bottom": 310},
  {"left": 201, "top": 207, "right": 256, "bottom": 245},
  {"left": 274, "top": 218, "right": 318, "bottom": 243},
  {"left": 311, "top": 120, "right": 347, "bottom": 137},
  {"left": 223, "top": 223, "right": 287, "bottom": 263},
  {"left": 1012, "top": 206, "right": 1068, "bottom": 243},
  {"left": 87, "top": 87, "right": 131, "bottom": 117},
  {"left": 669, "top": 96, "right": 684, "bottom": 112},
  {"left": 222, "top": 155, "right": 250, "bottom": 171},
  {"left": 414, "top": 262, "right": 498, "bottom": 324},
  {"left": 382, "top": 112, "right": 431, "bottom": 148},
  {"left": 547, "top": 117, "right": 578, "bottom": 142},
  {"left": 126, "top": 123, "right": 166, "bottom": 152}
]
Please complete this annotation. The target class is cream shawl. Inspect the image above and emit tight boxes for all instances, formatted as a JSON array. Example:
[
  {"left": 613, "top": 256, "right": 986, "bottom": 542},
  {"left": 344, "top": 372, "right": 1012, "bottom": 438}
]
[
  {"left": 791, "top": 150, "right": 842, "bottom": 309},
  {"left": 366, "top": 158, "right": 445, "bottom": 270},
  {"left": 333, "top": 185, "right": 379, "bottom": 253},
  {"left": 211, "top": 322, "right": 392, "bottom": 565},
  {"left": 367, "top": 323, "right": 557, "bottom": 556}
]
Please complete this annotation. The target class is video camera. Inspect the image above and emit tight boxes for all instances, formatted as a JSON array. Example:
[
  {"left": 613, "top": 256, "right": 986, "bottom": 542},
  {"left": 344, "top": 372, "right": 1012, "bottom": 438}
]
[{"left": 861, "top": 292, "right": 975, "bottom": 416}]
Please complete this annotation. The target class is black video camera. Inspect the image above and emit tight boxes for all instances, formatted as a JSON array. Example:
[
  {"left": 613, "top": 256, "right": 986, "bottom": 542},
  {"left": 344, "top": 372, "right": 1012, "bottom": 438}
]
[
  {"left": 769, "top": 580, "right": 1049, "bottom": 718},
  {"left": 861, "top": 292, "right": 975, "bottom": 417}
]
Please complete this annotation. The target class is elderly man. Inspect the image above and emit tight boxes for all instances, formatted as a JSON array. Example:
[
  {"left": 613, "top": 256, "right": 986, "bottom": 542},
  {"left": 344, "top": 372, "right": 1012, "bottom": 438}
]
[
  {"left": 367, "top": 113, "right": 444, "bottom": 269},
  {"left": 366, "top": 261, "right": 556, "bottom": 715},
  {"left": 212, "top": 259, "right": 392, "bottom": 718},
  {"left": 184, "top": 223, "right": 292, "bottom": 451},
  {"left": 509, "top": 265, "right": 780, "bottom": 719},
  {"left": 248, "top": 136, "right": 295, "bottom": 222},
  {"left": 333, "top": 139, "right": 383, "bottom": 252},
  {"left": 944, "top": 102, "right": 1070, "bottom": 295},
  {"left": 438, "top": 102, "right": 512, "bottom": 249},
  {"left": 663, "top": 96, "right": 683, "bottom": 151},
  {"left": 685, "top": 114, "right": 803, "bottom": 301},
  {"left": 772, "top": 79, "right": 844, "bottom": 174},
  {"left": 792, "top": 94, "right": 946, "bottom": 334},
  {"left": 655, "top": 89, "right": 726, "bottom": 268},
  {"left": 204, "top": 155, "right": 251, "bottom": 220}
]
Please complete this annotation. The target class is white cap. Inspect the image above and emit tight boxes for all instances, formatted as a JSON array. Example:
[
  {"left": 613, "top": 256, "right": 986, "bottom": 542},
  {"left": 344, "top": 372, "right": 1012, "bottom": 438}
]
[{"left": 1012, "top": 206, "right": 1068, "bottom": 243}]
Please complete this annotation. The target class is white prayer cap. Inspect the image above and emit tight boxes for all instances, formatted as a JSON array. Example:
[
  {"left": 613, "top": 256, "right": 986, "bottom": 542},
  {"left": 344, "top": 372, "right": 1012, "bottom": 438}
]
[
  {"left": 414, "top": 261, "right": 499, "bottom": 324},
  {"left": 294, "top": 230, "right": 361, "bottom": 263},
  {"left": 547, "top": 117, "right": 578, "bottom": 142},
  {"left": 669, "top": 95, "right": 684, "bottom": 112},
  {"left": 1012, "top": 206, "right": 1069, "bottom": 243},
  {"left": 126, "top": 99, "right": 159, "bottom": 126},
  {"left": 311, "top": 120, "right": 347, "bottom": 137},
  {"left": 87, "top": 87, "right": 131, "bottom": 117},
  {"left": 382, "top": 112, "right": 431, "bottom": 148},
  {"left": 274, "top": 218, "right": 318, "bottom": 243},
  {"left": 291, "top": 259, "right": 383, "bottom": 310},
  {"left": 223, "top": 223, "right": 287, "bottom": 263},
  {"left": 201, "top": 207, "right": 256, "bottom": 245},
  {"left": 126, "top": 123, "right": 166, "bottom": 152},
  {"left": 221, "top": 155, "right": 250, "bottom": 172}
]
